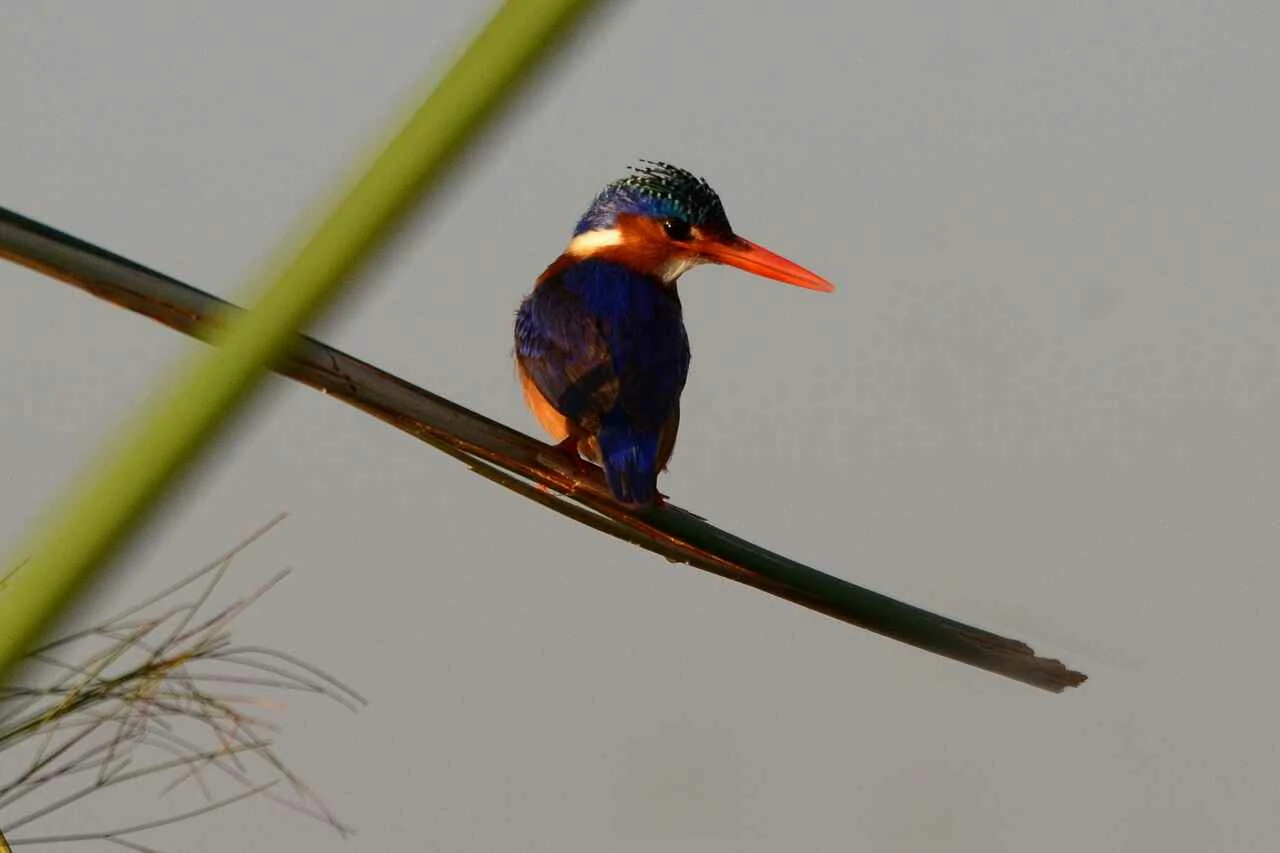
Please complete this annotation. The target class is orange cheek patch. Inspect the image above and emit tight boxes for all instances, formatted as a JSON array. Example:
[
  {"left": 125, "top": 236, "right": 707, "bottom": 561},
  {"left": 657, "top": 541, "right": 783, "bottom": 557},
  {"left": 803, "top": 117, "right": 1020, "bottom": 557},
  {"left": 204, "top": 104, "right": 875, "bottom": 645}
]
[{"left": 593, "top": 214, "right": 682, "bottom": 276}]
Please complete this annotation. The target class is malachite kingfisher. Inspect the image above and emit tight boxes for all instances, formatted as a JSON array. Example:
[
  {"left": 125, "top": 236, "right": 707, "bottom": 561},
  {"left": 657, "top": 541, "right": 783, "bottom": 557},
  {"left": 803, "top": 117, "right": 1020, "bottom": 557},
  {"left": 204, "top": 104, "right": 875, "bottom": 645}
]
[{"left": 515, "top": 161, "right": 834, "bottom": 507}]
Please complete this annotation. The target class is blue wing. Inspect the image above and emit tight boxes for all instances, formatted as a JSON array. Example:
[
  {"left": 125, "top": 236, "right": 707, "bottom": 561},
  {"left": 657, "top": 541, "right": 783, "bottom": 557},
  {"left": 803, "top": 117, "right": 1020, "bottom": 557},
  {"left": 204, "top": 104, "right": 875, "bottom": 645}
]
[{"left": 515, "top": 259, "right": 690, "bottom": 504}]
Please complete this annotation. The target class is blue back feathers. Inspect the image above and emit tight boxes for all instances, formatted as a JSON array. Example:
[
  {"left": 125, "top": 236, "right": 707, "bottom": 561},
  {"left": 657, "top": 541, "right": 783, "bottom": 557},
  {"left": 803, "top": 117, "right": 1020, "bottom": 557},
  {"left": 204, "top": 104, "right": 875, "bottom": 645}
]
[
  {"left": 515, "top": 258, "right": 690, "bottom": 506},
  {"left": 516, "top": 260, "right": 689, "bottom": 424},
  {"left": 574, "top": 160, "right": 732, "bottom": 236}
]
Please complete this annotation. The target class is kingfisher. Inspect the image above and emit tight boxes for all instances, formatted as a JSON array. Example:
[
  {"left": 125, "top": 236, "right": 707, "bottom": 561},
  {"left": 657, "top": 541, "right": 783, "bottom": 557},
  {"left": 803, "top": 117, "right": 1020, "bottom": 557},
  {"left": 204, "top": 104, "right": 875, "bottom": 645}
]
[{"left": 514, "top": 161, "right": 834, "bottom": 507}]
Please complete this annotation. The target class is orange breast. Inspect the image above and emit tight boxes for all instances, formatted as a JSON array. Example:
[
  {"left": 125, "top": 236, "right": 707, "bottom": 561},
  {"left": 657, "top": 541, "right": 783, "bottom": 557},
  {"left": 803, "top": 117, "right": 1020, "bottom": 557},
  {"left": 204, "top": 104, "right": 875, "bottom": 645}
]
[{"left": 517, "top": 359, "right": 570, "bottom": 442}]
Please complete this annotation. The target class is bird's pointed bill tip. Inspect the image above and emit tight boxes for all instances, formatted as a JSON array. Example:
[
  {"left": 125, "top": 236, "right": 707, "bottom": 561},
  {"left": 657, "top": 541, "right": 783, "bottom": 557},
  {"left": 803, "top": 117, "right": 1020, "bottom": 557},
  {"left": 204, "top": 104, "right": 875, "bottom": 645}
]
[{"left": 698, "top": 236, "right": 835, "bottom": 293}]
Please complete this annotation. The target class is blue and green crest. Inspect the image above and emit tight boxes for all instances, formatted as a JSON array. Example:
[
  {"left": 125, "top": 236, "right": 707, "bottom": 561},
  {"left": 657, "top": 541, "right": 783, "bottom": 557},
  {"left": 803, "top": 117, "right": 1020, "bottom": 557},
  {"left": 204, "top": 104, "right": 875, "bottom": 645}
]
[{"left": 574, "top": 161, "right": 731, "bottom": 235}]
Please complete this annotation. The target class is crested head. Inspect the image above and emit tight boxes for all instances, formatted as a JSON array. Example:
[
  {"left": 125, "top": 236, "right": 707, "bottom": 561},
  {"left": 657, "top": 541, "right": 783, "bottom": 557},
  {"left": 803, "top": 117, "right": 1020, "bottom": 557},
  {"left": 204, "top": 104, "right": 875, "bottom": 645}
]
[
  {"left": 552, "top": 160, "right": 835, "bottom": 293},
  {"left": 574, "top": 161, "right": 732, "bottom": 237}
]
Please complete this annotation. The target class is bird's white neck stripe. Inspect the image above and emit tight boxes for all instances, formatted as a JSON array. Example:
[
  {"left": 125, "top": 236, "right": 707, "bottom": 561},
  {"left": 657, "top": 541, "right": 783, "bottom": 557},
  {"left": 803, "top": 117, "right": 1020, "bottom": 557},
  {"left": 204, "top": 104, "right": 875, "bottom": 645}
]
[{"left": 566, "top": 228, "right": 624, "bottom": 257}]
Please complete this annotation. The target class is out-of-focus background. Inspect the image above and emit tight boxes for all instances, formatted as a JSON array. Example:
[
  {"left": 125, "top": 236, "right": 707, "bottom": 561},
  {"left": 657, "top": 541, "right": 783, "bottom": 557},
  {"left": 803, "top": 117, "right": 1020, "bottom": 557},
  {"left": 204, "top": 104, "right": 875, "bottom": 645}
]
[{"left": 4, "top": 3, "right": 1278, "bottom": 850}]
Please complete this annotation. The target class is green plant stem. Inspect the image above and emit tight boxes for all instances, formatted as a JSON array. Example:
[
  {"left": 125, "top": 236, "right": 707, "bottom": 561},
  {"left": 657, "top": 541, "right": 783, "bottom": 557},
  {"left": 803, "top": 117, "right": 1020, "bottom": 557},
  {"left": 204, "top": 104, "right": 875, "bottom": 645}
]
[{"left": 0, "top": 0, "right": 604, "bottom": 681}]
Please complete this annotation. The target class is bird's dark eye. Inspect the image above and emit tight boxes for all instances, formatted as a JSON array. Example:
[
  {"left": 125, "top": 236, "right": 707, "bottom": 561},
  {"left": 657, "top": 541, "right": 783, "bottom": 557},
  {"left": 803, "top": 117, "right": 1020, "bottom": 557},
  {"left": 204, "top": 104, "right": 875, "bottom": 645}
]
[{"left": 662, "top": 218, "right": 692, "bottom": 241}]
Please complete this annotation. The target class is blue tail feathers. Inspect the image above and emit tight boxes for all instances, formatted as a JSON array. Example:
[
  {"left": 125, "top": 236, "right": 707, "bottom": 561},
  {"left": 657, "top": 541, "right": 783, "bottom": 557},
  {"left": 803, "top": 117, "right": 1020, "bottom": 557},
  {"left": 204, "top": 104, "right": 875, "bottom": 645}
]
[{"left": 597, "top": 415, "right": 660, "bottom": 506}]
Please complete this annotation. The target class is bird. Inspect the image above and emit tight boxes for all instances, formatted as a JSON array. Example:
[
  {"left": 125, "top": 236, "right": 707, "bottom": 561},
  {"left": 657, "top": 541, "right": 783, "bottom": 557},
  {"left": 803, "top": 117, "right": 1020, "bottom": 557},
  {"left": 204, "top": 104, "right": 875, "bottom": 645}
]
[{"left": 514, "top": 161, "right": 834, "bottom": 507}]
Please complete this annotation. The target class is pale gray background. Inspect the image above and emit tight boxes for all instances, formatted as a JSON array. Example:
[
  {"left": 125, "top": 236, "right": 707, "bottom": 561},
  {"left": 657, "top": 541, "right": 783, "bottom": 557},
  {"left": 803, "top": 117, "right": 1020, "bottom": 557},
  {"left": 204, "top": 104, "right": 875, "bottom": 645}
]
[{"left": 3, "top": 2, "right": 1279, "bottom": 850}]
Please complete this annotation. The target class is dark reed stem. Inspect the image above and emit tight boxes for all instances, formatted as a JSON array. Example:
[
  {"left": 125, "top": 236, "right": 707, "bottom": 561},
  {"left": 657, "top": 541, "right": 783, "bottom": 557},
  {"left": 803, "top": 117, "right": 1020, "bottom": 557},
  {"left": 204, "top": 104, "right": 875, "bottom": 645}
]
[{"left": 1, "top": 205, "right": 1086, "bottom": 692}]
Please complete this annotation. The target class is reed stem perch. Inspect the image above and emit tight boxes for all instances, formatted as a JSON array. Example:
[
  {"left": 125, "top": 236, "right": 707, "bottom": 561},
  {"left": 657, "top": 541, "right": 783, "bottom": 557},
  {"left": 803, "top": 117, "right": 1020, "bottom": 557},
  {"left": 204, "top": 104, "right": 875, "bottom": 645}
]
[{"left": 0, "top": 205, "right": 1087, "bottom": 693}]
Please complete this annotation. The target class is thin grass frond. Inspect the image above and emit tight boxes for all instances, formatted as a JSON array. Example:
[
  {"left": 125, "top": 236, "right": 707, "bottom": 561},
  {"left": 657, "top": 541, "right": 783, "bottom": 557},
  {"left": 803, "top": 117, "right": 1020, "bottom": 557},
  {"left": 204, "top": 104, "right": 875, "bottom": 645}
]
[{"left": 8, "top": 781, "right": 276, "bottom": 847}]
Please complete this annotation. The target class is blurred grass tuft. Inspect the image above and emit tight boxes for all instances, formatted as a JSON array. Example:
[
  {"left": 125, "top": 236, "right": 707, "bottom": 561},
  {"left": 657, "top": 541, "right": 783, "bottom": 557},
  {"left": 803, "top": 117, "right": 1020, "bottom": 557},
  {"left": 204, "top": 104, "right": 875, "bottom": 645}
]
[{"left": 0, "top": 515, "right": 363, "bottom": 848}]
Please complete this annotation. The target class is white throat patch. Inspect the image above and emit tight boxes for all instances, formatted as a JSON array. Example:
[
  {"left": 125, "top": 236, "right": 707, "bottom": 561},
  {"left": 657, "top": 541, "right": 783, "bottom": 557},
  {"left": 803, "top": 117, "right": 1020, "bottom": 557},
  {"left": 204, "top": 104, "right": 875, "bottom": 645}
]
[{"left": 654, "top": 255, "right": 704, "bottom": 284}]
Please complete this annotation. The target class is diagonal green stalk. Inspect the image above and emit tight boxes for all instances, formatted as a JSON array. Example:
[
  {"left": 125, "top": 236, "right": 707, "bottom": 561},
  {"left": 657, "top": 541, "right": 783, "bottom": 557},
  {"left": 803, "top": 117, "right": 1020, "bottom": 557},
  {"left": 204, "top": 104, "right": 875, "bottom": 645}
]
[{"left": 0, "top": 0, "right": 604, "bottom": 680}]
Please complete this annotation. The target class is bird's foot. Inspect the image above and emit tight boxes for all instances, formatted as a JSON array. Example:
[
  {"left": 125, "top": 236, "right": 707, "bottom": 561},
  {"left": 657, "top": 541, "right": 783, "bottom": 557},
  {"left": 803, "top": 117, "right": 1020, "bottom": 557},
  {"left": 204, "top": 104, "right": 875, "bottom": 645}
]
[
  {"left": 539, "top": 436, "right": 597, "bottom": 481},
  {"left": 553, "top": 436, "right": 596, "bottom": 472}
]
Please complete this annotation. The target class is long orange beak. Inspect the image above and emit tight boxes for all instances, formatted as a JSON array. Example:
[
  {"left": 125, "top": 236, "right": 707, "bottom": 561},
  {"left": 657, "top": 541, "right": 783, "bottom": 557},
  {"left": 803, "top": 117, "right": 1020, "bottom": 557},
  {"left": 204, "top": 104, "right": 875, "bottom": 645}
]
[{"left": 697, "top": 235, "right": 835, "bottom": 292}]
